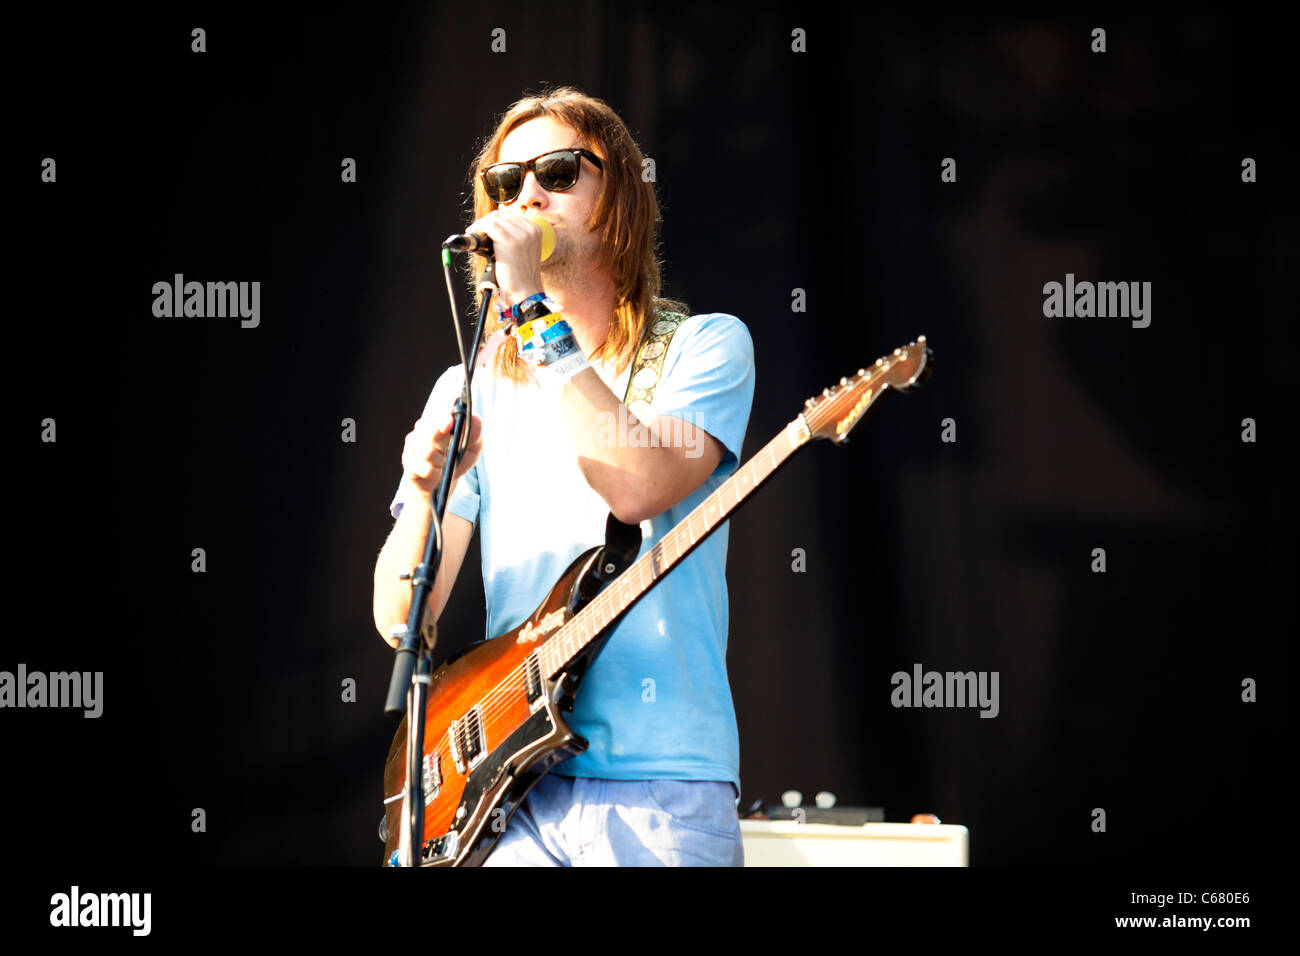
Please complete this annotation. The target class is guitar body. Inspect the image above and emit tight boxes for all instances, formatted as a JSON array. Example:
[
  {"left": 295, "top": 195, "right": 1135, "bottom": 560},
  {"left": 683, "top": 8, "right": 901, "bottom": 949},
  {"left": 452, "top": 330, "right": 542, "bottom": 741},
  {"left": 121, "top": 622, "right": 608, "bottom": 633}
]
[{"left": 382, "top": 544, "right": 610, "bottom": 867}]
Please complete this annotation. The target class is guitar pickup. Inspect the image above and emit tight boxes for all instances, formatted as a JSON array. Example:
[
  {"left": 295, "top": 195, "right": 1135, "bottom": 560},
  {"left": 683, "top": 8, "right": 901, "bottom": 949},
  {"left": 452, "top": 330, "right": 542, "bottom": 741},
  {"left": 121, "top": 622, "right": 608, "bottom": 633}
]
[
  {"left": 422, "top": 751, "right": 442, "bottom": 805},
  {"left": 525, "top": 653, "right": 544, "bottom": 710}
]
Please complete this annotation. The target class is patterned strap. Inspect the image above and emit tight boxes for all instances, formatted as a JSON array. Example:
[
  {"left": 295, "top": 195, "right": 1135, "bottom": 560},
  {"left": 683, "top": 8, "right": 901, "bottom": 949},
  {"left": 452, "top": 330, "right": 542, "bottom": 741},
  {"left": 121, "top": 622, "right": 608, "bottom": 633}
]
[{"left": 622, "top": 311, "right": 689, "bottom": 420}]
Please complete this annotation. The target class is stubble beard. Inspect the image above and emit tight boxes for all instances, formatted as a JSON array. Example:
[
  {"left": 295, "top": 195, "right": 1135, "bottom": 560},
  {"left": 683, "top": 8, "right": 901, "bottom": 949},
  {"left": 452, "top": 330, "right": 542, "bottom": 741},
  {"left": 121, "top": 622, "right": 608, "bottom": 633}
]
[{"left": 541, "top": 225, "right": 602, "bottom": 296}]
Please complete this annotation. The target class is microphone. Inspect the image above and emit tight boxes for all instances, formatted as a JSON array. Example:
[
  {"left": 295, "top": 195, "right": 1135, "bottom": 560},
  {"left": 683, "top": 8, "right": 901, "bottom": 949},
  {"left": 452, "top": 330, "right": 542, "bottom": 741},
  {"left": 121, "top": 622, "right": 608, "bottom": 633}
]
[{"left": 444, "top": 214, "right": 556, "bottom": 261}]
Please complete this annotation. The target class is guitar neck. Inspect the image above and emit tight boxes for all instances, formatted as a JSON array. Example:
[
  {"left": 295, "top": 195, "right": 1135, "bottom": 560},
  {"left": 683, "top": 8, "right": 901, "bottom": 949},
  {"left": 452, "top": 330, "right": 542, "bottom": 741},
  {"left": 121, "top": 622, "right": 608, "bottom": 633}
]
[{"left": 539, "top": 417, "right": 813, "bottom": 677}]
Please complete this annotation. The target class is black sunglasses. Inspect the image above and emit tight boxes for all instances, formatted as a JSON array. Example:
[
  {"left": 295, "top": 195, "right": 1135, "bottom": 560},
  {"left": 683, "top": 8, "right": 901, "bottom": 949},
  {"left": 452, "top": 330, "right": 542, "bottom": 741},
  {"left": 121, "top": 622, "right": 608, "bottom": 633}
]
[{"left": 481, "top": 148, "right": 604, "bottom": 204}]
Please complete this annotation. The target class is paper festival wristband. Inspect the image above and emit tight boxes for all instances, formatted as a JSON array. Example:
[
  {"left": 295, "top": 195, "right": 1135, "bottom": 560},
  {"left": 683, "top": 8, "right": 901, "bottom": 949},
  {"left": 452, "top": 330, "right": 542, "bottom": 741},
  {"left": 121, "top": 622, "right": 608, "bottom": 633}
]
[{"left": 516, "top": 313, "right": 590, "bottom": 384}]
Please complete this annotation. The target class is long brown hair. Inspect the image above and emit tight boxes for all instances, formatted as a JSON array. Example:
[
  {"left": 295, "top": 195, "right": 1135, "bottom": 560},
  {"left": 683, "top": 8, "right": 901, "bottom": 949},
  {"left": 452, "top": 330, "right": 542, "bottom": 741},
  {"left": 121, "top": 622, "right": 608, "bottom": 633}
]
[{"left": 464, "top": 86, "right": 688, "bottom": 383}]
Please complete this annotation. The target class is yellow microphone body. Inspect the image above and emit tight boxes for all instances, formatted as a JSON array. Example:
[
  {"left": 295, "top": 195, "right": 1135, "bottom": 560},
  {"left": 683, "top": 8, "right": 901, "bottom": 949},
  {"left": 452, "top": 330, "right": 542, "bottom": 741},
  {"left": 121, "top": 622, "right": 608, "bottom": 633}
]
[{"left": 522, "top": 213, "right": 556, "bottom": 261}]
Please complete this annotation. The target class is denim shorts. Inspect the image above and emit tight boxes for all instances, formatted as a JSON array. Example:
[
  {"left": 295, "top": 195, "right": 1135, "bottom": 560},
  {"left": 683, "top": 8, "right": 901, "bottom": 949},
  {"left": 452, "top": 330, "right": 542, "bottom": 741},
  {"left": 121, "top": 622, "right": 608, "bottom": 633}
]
[{"left": 480, "top": 773, "right": 744, "bottom": 867}]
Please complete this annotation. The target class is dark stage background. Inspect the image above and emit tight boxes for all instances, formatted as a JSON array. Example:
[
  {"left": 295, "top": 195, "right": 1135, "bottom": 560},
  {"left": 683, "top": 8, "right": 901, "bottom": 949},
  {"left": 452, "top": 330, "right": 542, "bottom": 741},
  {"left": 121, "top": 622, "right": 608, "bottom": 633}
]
[{"left": 10, "top": 2, "right": 1291, "bottom": 880}]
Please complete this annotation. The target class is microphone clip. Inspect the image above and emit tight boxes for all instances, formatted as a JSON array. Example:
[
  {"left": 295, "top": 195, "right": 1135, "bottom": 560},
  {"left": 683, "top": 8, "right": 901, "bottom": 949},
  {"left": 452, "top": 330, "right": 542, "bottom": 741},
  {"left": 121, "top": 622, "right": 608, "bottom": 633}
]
[{"left": 443, "top": 233, "right": 493, "bottom": 256}]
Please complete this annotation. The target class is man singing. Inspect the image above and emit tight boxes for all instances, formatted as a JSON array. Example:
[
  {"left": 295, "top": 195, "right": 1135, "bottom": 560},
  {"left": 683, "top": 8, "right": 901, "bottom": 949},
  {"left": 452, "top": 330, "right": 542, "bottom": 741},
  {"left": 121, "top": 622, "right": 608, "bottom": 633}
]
[{"left": 373, "top": 87, "right": 755, "bottom": 866}]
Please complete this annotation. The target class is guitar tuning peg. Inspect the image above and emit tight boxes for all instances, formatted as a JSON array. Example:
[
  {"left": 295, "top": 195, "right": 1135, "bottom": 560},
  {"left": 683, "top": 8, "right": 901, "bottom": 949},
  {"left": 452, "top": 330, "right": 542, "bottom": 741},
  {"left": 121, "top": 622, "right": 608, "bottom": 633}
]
[
  {"left": 857, "top": 369, "right": 866, "bottom": 376},
  {"left": 917, "top": 334, "right": 926, "bottom": 343},
  {"left": 893, "top": 348, "right": 902, "bottom": 356},
  {"left": 875, "top": 358, "right": 884, "bottom": 366},
  {"left": 822, "top": 388, "right": 832, "bottom": 397},
  {"left": 839, "top": 377, "right": 848, "bottom": 386}
]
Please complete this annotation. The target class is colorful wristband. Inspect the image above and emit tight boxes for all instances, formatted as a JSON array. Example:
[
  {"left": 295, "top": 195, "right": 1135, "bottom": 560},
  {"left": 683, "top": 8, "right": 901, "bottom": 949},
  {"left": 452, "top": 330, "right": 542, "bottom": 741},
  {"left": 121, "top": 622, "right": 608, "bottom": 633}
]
[
  {"left": 512, "top": 292, "right": 552, "bottom": 321},
  {"left": 517, "top": 313, "right": 589, "bottom": 384},
  {"left": 496, "top": 291, "right": 557, "bottom": 323}
]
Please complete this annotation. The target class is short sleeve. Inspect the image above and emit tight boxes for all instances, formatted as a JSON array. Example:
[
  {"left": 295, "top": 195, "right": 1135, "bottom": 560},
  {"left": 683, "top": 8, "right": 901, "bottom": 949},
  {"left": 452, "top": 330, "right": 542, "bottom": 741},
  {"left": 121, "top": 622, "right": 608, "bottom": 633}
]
[
  {"left": 647, "top": 313, "right": 756, "bottom": 472},
  {"left": 388, "top": 364, "right": 482, "bottom": 525}
]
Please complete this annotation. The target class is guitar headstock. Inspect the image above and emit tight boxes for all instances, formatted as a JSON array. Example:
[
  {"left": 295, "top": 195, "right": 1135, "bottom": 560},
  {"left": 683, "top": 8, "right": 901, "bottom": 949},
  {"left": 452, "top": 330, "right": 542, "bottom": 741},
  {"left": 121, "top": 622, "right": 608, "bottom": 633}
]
[{"left": 802, "top": 336, "right": 933, "bottom": 444}]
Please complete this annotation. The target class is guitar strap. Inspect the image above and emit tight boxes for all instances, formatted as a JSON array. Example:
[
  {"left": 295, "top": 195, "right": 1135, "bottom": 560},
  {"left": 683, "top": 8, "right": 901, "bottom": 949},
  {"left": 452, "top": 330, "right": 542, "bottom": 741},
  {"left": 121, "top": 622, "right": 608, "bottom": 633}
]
[{"left": 622, "top": 310, "right": 689, "bottom": 418}]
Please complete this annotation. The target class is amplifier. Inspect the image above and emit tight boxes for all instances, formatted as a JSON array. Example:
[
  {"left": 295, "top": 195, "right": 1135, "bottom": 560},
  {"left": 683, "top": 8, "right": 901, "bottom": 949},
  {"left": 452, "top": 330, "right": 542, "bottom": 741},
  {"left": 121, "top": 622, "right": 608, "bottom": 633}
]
[{"left": 740, "top": 819, "right": 969, "bottom": 866}]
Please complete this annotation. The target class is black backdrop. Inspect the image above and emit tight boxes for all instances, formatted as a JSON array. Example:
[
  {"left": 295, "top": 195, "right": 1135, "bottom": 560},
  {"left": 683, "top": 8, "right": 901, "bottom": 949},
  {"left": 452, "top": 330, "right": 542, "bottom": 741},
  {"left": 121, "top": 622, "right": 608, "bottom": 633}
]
[{"left": 10, "top": 1, "right": 1291, "bottom": 890}]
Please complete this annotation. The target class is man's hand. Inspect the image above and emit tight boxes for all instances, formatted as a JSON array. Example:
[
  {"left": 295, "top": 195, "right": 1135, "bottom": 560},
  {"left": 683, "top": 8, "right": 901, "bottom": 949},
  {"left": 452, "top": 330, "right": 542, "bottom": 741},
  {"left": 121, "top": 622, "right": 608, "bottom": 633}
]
[
  {"left": 465, "top": 208, "right": 547, "bottom": 307},
  {"left": 402, "top": 412, "right": 483, "bottom": 499}
]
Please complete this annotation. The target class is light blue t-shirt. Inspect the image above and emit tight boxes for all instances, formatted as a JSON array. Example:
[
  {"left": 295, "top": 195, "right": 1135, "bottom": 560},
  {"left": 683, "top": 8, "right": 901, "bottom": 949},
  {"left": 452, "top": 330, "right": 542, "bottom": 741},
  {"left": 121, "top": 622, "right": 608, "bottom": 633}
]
[{"left": 389, "top": 312, "right": 756, "bottom": 792}]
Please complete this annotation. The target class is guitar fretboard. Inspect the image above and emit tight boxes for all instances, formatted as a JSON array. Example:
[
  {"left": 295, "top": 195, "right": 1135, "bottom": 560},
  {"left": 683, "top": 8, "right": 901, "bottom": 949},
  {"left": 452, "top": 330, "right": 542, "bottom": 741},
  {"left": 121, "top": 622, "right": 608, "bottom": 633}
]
[{"left": 538, "top": 417, "right": 812, "bottom": 677}]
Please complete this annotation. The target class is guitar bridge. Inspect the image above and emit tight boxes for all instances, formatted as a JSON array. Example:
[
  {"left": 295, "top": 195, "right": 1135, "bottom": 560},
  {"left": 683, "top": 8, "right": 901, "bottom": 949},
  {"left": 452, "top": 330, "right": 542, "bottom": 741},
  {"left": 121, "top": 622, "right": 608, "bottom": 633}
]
[{"left": 448, "top": 705, "right": 487, "bottom": 774}]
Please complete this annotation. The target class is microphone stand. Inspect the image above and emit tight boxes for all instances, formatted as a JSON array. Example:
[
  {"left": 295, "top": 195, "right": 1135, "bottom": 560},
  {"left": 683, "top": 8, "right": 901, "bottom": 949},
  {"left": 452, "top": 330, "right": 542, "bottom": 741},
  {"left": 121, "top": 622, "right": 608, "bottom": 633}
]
[{"left": 382, "top": 248, "right": 497, "bottom": 867}]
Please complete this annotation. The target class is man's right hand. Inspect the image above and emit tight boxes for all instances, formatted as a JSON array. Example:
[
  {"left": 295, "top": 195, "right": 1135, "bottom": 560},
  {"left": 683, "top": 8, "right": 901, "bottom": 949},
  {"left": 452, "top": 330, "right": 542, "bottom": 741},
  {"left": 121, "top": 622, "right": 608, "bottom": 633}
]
[{"left": 402, "top": 412, "right": 483, "bottom": 498}]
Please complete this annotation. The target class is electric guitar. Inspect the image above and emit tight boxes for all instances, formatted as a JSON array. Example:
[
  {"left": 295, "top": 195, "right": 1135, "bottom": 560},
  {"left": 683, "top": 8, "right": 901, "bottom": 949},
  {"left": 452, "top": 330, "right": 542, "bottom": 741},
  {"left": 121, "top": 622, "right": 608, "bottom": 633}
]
[{"left": 381, "top": 336, "right": 933, "bottom": 865}]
